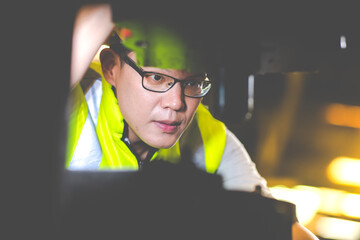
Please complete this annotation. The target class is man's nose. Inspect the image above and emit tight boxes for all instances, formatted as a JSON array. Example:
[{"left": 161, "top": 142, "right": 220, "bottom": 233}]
[{"left": 160, "top": 82, "right": 185, "bottom": 111}]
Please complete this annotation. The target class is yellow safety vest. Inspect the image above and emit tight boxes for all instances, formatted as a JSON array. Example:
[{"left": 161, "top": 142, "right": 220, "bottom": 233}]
[{"left": 66, "top": 72, "right": 226, "bottom": 174}]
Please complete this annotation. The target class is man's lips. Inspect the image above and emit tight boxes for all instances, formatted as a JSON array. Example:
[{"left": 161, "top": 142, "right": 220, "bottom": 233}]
[{"left": 154, "top": 120, "right": 181, "bottom": 133}]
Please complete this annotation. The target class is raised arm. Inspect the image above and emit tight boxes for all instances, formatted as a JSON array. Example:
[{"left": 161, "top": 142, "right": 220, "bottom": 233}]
[{"left": 70, "top": 4, "right": 113, "bottom": 88}]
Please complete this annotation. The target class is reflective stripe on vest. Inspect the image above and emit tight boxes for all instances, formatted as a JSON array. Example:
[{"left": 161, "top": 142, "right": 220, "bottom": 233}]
[
  {"left": 97, "top": 78, "right": 139, "bottom": 169},
  {"left": 196, "top": 104, "right": 226, "bottom": 173},
  {"left": 66, "top": 75, "right": 226, "bottom": 173}
]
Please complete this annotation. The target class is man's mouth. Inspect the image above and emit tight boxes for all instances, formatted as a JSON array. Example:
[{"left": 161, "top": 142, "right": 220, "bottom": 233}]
[{"left": 154, "top": 120, "right": 181, "bottom": 133}]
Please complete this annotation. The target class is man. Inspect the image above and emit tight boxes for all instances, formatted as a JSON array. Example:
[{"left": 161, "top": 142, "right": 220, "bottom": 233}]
[
  {"left": 67, "top": 20, "right": 273, "bottom": 196},
  {"left": 67, "top": 4, "right": 318, "bottom": 239}
]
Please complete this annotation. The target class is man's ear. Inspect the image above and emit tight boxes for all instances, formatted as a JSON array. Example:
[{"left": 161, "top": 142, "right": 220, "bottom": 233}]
[{"left": 100, "top": 48, "right": 118, "bottom": 86}]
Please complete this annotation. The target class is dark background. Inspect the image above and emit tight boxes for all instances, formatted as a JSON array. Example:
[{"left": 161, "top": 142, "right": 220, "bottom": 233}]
[{"left": 3, "top": 0, "right": 360, "bottom": 239}]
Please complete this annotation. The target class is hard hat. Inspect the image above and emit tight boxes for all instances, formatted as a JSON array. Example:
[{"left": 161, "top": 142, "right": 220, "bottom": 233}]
[{"left": 109, "top": 20, "right": 209, "bottom": 73}]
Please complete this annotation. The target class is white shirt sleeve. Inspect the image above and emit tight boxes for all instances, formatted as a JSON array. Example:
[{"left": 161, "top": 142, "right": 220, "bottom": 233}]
[{"left": 216, "top": 129, "right": 273, "bottom": 198}]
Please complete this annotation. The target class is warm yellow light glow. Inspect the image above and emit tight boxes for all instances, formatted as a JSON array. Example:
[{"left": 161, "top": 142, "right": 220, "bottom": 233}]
[
  {"left": 340, "top": 193, "right": 360, "bottom": 219},
  {"left": 327, "top": 157, "right": 360, "bottom": 187},
  {"left": 325, "top": 103, "right": 360, "bottom": 128},
  {"left": 316, "top": 216, "right": 360, "bottom": 240},
  {"left": 92, "top": 44, "right": 109, "bottom": 63},
  {"left": 271, "top": 183, "right": 360, "bottom": 233},
  {"left": 317, "top": 187, "right": 345, "bottom": 216},
  {"left": 270, "top": 185, "right": 321, "bottom": 225}
]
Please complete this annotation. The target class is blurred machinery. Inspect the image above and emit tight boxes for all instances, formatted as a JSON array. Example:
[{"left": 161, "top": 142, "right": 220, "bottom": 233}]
[{"left": 212, "top": 4, "right": 360, "bottom": 239}]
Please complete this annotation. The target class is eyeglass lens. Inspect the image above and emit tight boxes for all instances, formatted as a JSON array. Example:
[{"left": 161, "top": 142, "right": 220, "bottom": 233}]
[{"left": 142, "top": 73, "right": 211, "bottom": 97}]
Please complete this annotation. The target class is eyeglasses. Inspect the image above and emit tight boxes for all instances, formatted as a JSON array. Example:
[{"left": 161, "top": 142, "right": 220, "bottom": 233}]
[{"left": 121, "top": 53, "right": 212, "bottom": 98}]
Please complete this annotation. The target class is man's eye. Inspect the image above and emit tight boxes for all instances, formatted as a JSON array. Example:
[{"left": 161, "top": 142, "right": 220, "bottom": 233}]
[
  {"left": 150, "top": 74, "right": 163, "bottom": 81},
  {"left": 186, "top": 80, "right": 200, "bottom": 87}
]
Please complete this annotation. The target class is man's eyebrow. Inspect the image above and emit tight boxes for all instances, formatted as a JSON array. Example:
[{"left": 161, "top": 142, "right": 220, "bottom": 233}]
[
  {"left": 142, "top": 67, "right": 205, "bottom": 79},
  {"left": 142, "top": 67, "right": 170, "bottom": 74},
  {"left": 161, "top": 69, "right": 172, "bottom": 74}
]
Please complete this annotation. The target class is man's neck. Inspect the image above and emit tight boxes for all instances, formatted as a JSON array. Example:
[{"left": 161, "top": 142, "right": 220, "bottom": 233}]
[{"left": 131, "top": 140, "right": 152, "bottom": 161}]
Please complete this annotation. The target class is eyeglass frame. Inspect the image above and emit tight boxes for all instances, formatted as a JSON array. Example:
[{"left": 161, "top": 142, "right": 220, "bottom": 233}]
[{"left": 110, "top": 44, "right": 212, "bottom": 98}]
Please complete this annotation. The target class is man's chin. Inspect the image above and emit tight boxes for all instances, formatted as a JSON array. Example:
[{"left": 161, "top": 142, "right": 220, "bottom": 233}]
[{"left": 148, "top": 138, "right": 179, "bottom": 150}]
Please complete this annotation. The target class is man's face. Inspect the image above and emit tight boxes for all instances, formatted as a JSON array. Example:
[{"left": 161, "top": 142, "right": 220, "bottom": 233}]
[{"left": 112, "top": 52, "right": 202, "bottom": 149}]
